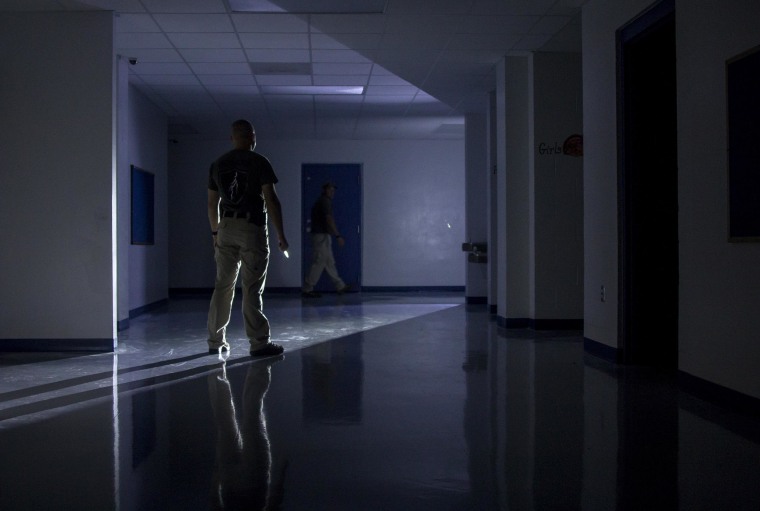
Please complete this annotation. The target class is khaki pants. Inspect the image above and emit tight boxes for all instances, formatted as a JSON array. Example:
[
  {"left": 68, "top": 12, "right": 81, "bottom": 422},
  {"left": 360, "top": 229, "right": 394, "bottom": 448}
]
[
  {"left": 208, "top": 218, "right": 270, "bottom": 350},
  {"left": 303, "top": 233, "right": 345, "bottom": 292}
]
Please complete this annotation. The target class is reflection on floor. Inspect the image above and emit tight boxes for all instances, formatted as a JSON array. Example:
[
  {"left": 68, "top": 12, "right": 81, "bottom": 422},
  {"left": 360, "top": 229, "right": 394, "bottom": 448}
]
[{"left": 1, "top": 292, "right": 758, "bottom": 510}]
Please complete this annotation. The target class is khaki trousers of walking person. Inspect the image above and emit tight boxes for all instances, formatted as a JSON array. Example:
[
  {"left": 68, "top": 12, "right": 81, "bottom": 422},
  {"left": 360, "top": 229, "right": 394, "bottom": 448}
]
[
  {"left": 303, "top": 233, "right": 345, "bottom": 292},
  {"left": 208, "top": 217, "right": 271, "bottom": 351}
]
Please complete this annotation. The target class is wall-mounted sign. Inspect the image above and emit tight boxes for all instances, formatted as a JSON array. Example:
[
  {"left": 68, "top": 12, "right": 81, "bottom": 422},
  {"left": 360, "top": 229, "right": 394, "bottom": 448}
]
[{"left": 537, "top": 134, "right": 583, "bottom": 157}]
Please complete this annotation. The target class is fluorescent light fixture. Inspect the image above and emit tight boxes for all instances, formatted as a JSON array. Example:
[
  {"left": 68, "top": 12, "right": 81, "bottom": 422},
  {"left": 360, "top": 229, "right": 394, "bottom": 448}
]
[
  {"left": 230, "top": 0, "right": 386, "bottom": 14},
  {"left": 261, "top": 85, "right": 364, "bottom": 95}
]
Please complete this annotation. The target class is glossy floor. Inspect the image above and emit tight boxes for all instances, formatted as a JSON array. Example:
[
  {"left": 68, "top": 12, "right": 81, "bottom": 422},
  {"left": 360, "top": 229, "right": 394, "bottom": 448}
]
[{"left": 1, "top": 293, "right": 759, "bottom": 510}]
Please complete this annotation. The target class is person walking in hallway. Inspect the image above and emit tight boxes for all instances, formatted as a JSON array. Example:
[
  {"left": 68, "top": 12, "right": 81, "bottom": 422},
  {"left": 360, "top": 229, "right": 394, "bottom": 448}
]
[
  {"left": 207, "top": 119, "right": 289, "bottom": 357},
  {"left": 302, "top": 182, "right": 350, "bottom": 298}
]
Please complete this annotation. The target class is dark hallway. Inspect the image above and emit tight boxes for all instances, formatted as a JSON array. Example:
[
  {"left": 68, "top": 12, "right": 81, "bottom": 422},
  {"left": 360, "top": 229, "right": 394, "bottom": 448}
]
[{"left": 1, "top": 294, "right": 758, "bottom": 510}]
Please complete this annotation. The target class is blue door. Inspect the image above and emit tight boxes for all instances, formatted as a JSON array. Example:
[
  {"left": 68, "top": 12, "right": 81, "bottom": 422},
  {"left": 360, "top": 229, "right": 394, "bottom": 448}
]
[{"left": 302, "top": 164, "right": 362, "bottom": 292}]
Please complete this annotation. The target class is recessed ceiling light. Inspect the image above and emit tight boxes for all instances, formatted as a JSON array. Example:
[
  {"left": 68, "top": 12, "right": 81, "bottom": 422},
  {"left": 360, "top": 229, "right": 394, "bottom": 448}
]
[{"left": 261, "top": 85, "right": 365, "bottom": 95}]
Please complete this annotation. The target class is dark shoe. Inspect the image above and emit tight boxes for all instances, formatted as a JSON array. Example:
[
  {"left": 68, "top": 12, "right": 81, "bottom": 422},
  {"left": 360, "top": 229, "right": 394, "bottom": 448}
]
[
  {"left": 208, "top": 344, "right": 230, "bottom": 354},
  {"left": 337, "top": 284, "right": 352, "bottom": 294},
  {"left": 301, "top": 290, "right": 322, "bottom": 298},
  {"left": 250, "top": 342, "right": 285, "bottom": 358}
]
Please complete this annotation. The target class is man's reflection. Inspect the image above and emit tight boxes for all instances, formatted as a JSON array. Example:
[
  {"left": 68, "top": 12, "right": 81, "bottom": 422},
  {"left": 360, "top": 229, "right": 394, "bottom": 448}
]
[{"left": 207, "top": 355, "right": 285, "bottom": 510}]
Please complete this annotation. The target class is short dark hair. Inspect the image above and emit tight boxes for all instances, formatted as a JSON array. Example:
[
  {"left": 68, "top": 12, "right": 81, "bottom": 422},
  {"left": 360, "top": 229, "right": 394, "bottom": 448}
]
[{"left": 231, "top": 119, "right": 254, "bottom": 137}]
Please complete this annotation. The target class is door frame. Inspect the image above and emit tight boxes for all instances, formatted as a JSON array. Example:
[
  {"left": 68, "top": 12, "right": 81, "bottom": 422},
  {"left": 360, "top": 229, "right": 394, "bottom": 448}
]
[
  {"left": 301, "top": 163, "right": 362, "bottom": 292},
  {"left": 616, "top": 0, "right": 678, "bottom": 368}
]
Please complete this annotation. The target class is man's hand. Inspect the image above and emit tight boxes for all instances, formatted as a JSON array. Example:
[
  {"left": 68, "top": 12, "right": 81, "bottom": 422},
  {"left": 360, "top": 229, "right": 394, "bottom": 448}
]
[
  {"left": 278, "top": 237, "right": 289, "bottom": 253},
  {"left": 336, "top": 236, "right": 345, "bottom": 248}
]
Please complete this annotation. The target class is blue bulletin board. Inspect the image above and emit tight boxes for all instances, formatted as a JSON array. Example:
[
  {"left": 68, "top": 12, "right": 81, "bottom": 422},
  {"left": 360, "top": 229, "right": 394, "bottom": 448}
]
[{"left": 131, "top": 165, "right": 154, "bottom": 245}]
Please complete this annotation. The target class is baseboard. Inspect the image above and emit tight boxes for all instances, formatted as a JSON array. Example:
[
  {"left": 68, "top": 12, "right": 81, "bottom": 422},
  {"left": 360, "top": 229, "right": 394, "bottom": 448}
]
[
  {"left": 129, "top": 299, "right": 169, "bottom": 319},
  {"left": 117, "top": 318, "right": 130, "bottom": 332},
  {"left": 169, "top": 286, "right": 465, "bottom": 296},
  {"left": 0, "top": 338, "right": 116, "bottom": 352},
  {"left": 495, "top": 316, "right": 581, "bottom": 330},
  {"left": 679, "top": 371, "right": 760, "bottom": 423},
  {"left": 264, "top": 287, "right": 302, "bottom": 294},
  {"left": 584, "top": 337, "right": 622, "bottom": 364},
  {"left": 465, "top": 296, "right": 488, "bottom": 305},
  {"left": 496, "top": 316, "right": 530, "bottom": 328},
  {"left": 360, "top": 286, "right": 465, "bottom": 293},
  {"left": 169, "top": 288, "right": 213, "bottom": 298},
  {"left": 530, "top": 318, "right": 583, "bottom": 330}
]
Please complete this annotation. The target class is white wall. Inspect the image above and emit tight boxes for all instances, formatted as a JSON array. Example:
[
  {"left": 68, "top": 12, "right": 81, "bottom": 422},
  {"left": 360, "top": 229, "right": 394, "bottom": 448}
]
[
  {"left": 582, "top": 0, "right": 760, "bottom": 399},
  {"left": 168, "top": 137, "right": 465, "bottom": 290},
  {"left": 0, "top": 12, "right": 115, "bottom": 345},
  {"left": 496, "top": 56, "right": 532, "bottom": 323},
  {"left": 127, "top": 84, "right": 169, "bottom": 311},
  {"left": 676, "top": 0, "right": 760, "bottom": 399},
  {"left": 532, "top": 52, "right": 584, "bottom": 320}
]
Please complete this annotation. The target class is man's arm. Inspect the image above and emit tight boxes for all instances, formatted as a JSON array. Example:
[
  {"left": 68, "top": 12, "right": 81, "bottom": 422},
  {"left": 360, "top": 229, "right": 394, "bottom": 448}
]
[
  {"left": 262, "top": 183, "right": 289, "bottom": 252},
  {"left": 208, "top": 189, "right": 220, "bottom": 245},
  {"left": 325, "top": 212, "right": 345, "bottom": 247}
]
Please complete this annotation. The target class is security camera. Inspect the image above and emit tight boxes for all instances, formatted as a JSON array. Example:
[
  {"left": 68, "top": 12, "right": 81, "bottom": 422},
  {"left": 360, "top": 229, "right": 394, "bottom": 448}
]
[{"left": 128, "top": 57, "right": 137, "bottom": 65}]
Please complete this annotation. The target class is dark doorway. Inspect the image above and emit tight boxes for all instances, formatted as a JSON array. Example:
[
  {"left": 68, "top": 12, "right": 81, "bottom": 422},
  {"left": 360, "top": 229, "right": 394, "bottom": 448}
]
[
  {"left": 617, "top": 0, "right": 678, "bottom": 370},
  {"left": 301, "top": 163, "right": 362, "bottom": 292}
]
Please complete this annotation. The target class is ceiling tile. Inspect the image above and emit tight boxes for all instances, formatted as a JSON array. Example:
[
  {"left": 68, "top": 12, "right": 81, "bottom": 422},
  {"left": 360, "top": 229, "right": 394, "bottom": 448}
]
[
  {"left": 378, "top": 32, "right": 449, "bottom": 51},
  {"left": 312, "top": 62, "right": 373, "bottom": 75},
  {"left": 383, "top": 15, "right": 460, "bottom": 36},
  {"left": 141, "top": 0, "right": 227, "bottom": 13},
  {"left": 153, "top": 13, "right": 234, "bottom": 32},
  {"left": 447, "top": 33, "right": 522, "bottom": 51},
  {"left": 245, "top": 49, "right": 311, "bottom": 63},
  {"left": 189, "top": 62, "right": 252, "bottom": 74},
  {"left": 469, "top": 0, "right": 556, "bottom": 16},
  {"left": 513, "top": 33, "right": 554, "bottom": 51},
  {"left": 311, "top": 50, "right": 371, "bottom": 64},
  {"left": 231, "top": 13, "right": 308, "bottom": 32},
  {"left": 132, "top": 62, "right": 193, "bottom": 74},
  {"left": 198, "top": 74, "right": 257, "bottom": 86},
  {"left": 365, "top": 85, "right": 419, "bottom": 96},
  {"left": 384, "top": 0, "right": 471, "bottom": 15},
  {"left": 308, "top": 14, "right": 385, "bottom": 34},
  {"left": 76, "top": 0, "right": 146, "bottom": 12},
  {"left": 368, "top": 74, "right": 412, "bottom": 86},
  {"left": 255, "top": 75, "right": 312, "bottom": 86},
  {"left": 139, "top": 75, "right": 201, "bottom": 86},
  {"left": 457, "top": 15, "right": 539, "bottom": 34},
  {"left": 312, "top": 75, "right": 369, "bottom": 86},
  {"left": 530, "top": 16, "right": 572, "bottom": 35},
  {"left": 115, "top": 13, "right": 160, "bottom": 32},
  {"left": 120, "top": 48, "right": 183, "bottom": 63},
  {"left": 167, "top": 32, "right": 241, "bottom": 48},
  {"left": 311, "top": 33, "right": 382, "bottom": 50},
  {"left": 239, "top": 33, "right": 309, "bottom": 49},
  {"left": 179, "top": 49, "right": 247, "bottom": 63},
  {"left": 115, "top": 32, "right": 172, "bottom": 48}
]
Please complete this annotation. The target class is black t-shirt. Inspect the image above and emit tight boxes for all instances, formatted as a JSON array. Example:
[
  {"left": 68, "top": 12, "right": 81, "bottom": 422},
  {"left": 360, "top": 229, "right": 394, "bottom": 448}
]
[
  {"left": 208, "top": 149, "right": 278, "bottom": 226},
  {"left": 310, "top": 195, "right": 332, "bottom": 234}
]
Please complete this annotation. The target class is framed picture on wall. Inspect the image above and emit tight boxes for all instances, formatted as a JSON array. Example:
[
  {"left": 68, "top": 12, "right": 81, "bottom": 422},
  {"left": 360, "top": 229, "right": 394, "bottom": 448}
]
[
  {"left": 726, "top": 45, "right": 760, "bottom": 242},
  {"left": 131, "top": 165, "right": 155, "bottom": 245}
]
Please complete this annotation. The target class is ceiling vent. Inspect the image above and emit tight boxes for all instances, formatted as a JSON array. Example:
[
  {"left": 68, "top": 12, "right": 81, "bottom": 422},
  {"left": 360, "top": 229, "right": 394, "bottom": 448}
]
[{"left": 250, "top": 62, "right": 313, "bottom": 75}]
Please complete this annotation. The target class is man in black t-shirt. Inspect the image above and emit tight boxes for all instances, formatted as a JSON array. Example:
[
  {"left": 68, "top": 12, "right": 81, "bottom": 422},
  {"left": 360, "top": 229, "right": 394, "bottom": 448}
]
[
  {"left": 302, "top": 182, "right": 348, "bottom": 298},
  {"left": 207, "top": 119, "right": 289, "bottom": 357}
]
